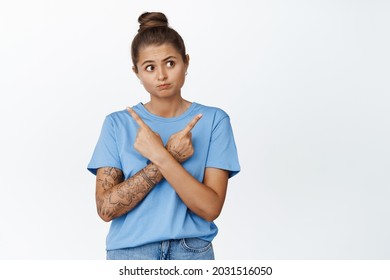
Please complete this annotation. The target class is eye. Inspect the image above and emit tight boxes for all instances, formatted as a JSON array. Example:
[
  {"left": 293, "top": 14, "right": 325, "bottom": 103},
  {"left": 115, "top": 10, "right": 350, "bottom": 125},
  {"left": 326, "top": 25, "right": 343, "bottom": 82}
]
[
  {"left": 145, "top": 65, "right": 154, "bottom": 72},
  {"left": 166, "top": 60, "right": 175, "bottom": 68}
]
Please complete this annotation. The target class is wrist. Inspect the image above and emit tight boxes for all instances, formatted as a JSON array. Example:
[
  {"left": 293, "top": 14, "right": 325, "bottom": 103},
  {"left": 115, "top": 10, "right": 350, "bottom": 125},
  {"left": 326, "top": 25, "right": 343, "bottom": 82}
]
[
  {"left": 168, "top": 149, "right": 183, "bottom": 163},
  {"left": 151, "top": 148, "right": 176, "bottom": 169},
  {"left": 144, "top": 162, "right": 163, "bottom": 183},
  {"left": 147, "top": 145, "right": 169, "bottom": 163}
]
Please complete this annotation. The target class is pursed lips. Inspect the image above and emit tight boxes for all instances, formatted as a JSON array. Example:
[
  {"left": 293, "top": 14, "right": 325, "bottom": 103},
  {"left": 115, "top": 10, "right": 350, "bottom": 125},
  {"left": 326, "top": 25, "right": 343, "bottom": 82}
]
[{"left": 157, "top": 83, "right": 171, "bottom": 89}]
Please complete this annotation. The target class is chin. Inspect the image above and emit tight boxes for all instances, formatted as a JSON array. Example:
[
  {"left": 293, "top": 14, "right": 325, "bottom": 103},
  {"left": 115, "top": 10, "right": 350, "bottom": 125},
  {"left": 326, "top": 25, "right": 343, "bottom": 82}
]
[{"left": 152, "top": 89, "right": 180, "bottom": 98}]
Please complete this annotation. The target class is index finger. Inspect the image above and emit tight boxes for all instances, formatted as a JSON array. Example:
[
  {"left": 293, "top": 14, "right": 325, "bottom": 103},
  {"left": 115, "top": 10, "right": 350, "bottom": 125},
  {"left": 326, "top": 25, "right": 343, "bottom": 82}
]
[
  {"left": 127, "top": 107, "right": 147, "bottom": 128},
  {"left": 182, "top": 113, "right": 203, "bottom": 134}
]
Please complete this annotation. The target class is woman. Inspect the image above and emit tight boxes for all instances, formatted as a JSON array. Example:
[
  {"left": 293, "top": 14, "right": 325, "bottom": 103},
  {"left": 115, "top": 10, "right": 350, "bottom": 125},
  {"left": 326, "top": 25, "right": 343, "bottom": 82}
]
[{"left": 88, "top": 12, "right": 240, "bottom": 260}]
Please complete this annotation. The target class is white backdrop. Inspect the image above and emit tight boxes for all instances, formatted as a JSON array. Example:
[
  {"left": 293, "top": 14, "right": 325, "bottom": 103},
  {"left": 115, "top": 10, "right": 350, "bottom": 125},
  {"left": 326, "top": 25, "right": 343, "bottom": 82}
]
[{"left": 1, "top": 0, "right": 389, "bottom": 259}]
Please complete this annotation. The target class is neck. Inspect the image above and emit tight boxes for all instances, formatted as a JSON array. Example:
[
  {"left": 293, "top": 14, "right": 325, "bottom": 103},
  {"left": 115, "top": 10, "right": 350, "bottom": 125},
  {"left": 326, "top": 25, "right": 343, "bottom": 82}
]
[{"left": 144, "top": 96, "right": 190, "bottom": 118}]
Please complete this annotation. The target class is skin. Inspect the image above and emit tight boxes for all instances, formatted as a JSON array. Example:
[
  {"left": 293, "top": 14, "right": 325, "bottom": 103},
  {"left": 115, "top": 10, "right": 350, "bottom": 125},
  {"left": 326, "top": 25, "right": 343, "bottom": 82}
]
[
  {"left": 95, "top": 43, "right": 229, "bottom": 222},
  {"left": 96, "top": 164, "right": 162, "bottom": 222}
]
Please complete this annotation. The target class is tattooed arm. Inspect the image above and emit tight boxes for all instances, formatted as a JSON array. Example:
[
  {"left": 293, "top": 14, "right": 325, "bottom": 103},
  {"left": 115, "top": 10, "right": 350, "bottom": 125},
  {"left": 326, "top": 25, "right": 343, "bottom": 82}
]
[
  {"left": 95, "top": 110, "right": 198, "bottom": 222},
  {"left": 95, "top": 163, "right": 163, "bottom": 222}
]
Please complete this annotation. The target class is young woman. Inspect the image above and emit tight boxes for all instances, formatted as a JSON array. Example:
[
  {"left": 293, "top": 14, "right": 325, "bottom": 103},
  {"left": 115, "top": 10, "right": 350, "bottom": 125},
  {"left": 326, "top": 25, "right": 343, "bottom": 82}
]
[{"left": 88, "top": 12, "right": 240, "bottom": 260}]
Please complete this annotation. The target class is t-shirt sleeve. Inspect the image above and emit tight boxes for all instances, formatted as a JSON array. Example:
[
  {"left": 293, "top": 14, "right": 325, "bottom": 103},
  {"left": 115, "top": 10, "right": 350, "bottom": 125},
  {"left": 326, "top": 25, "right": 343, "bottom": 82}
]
[
  {"left": 205, "top": 114, "right": 240, "bottom": 178},
  {"left": 87, "top": 116, "right": 122, "bottom": 175}
]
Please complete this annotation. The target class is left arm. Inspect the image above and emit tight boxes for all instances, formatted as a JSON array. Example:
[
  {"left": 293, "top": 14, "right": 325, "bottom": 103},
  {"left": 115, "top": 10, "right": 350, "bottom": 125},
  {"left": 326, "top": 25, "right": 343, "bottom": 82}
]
[
  {"left": 127, "top": 107, "right": 229, "bottom": 222},
  {"left": 153, "top": 150, "right": 229, "bottom": 222}
]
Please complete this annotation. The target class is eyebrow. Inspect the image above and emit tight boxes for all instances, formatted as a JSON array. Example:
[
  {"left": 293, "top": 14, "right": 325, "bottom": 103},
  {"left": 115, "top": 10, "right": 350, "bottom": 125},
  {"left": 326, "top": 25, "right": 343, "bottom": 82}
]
[{"left": 141, "top": 56, "right": 177, "bottom": 66}]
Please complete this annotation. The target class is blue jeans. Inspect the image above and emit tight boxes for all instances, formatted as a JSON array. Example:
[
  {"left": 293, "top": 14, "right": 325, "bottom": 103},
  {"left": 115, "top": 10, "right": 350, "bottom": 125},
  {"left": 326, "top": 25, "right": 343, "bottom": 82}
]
[{"left": 106, "top": 238, "right": 215, "bottom": 260}]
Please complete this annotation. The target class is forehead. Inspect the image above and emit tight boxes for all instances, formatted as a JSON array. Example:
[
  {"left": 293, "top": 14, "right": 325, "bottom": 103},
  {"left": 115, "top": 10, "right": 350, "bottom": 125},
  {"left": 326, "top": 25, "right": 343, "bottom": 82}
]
[{"left": 138, "top": 44, "right": 181, "bottom": 63}]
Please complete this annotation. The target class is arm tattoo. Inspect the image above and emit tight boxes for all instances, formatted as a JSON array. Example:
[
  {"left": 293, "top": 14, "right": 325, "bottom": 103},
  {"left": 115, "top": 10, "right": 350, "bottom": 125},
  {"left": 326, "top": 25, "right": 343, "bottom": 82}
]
[
  {"left": 96, "top": 164, "right": 163, "bottom": 221},
  {"left": 140, "top": 169, "right": 156, "bottom": 187}
]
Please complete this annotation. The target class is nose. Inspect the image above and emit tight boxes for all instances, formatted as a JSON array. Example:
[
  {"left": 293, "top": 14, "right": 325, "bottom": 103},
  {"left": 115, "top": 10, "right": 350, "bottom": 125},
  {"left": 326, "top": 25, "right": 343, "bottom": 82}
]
[{"left": 157, "top": 67, "right": 167, "bottom": 81}]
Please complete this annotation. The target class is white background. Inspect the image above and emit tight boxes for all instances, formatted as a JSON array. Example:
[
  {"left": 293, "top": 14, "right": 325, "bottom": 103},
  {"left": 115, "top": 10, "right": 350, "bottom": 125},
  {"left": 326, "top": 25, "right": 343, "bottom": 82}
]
[{"left": 0, "top": 0, "right": 389, "bottom": 259}]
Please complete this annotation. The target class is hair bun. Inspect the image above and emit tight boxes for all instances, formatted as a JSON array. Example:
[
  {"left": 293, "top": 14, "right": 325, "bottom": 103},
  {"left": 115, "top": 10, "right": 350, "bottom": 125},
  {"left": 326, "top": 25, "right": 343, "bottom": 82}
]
[{"left": 138, "top": 12, "right": 168, "bottom": 32}]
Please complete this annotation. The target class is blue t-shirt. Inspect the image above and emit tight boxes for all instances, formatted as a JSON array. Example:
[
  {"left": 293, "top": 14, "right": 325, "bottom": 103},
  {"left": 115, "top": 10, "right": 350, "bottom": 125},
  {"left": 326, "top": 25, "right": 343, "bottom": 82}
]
[{"left": 88, "top": 102, "right": 240, "bottom": 250}]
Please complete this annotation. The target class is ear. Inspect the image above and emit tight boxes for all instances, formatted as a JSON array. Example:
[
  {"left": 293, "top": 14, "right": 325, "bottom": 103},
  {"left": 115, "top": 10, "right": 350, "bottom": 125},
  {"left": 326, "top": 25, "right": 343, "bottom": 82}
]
[
  {"left": 185, "top": 54, "right": 190, "bottom": 70},
  {"left": 132, "top": 65, "right": 139, "bottom": 76}
]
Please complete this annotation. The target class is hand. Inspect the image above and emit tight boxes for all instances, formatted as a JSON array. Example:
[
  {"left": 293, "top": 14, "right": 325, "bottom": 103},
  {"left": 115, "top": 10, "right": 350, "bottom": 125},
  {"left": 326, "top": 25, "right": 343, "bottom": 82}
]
[
  {"left": 166, "top": 114, "right": 202, "bottom": 163},
  {"left": 127, "top": 107, "right": 165, "bottom": 162}
]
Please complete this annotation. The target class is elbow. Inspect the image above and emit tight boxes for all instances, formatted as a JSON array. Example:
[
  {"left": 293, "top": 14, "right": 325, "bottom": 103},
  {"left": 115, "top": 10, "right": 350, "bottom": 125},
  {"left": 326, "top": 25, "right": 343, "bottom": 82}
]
[
  {"left": 99, "top": 215, "right": 113, "bottom": 222},
  {"left": 97, "top": 208, "right": 114, "bottom": 222},
  {"left": 204, "top": 213, "right": 220, "bottom": 222},
  {"left": 197, "top": 191, "right": 226, "bottom": 222},
  {"left": 204, "top": 215, "right": 218, "bottom": 223},
  {"left": 201, "top": 207, "right": 222, "bottom": 222},
  {"left": 96, "top": 196, "right": 116, "bottom": 222}
]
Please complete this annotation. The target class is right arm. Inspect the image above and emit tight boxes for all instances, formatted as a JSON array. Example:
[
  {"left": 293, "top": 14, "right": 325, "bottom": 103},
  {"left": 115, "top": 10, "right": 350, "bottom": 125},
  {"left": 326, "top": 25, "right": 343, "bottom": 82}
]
[
  {"left": 95, "top": 110, "right": 199, "bottom": 222},
  {"left": 95, "top": 163, "right": 163, "bottom": 222}
]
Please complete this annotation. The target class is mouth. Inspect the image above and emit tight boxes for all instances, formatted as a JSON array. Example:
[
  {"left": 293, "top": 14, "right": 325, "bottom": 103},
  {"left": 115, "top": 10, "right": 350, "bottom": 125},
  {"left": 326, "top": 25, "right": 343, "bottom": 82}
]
[{"left": 157, "top": 83, "right": 171, "bottom": 89}]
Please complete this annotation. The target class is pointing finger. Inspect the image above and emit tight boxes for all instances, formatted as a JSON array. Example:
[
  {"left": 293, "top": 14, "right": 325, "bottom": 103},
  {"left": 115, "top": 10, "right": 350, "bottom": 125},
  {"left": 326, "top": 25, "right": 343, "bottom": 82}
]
[
  {"left": 182, "top": 113, "right": 202, "bottom": 134},
  {"left": 127, "top": 107, "right": 147, "bottom": 128}
]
